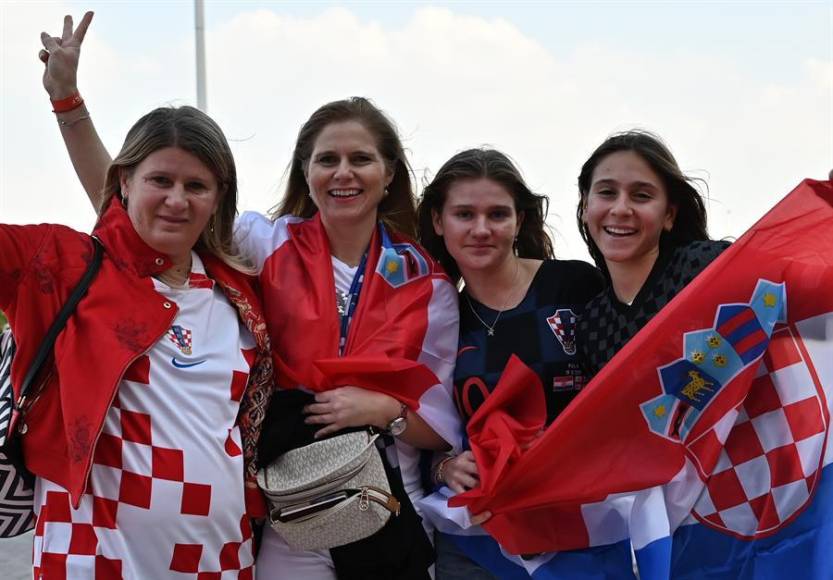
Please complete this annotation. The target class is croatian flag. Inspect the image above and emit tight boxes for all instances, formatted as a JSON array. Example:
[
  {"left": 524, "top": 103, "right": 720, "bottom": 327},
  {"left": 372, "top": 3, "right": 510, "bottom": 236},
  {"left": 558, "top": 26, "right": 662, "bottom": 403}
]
[{"left": 421, "top": 179, "right": 833, "bottom": 578}]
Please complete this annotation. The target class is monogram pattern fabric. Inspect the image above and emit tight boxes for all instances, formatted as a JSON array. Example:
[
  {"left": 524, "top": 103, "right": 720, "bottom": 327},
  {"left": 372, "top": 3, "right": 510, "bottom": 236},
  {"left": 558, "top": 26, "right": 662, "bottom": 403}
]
[
  {"left": 258, "top": 431, "right": 394, "bottom": 551},
  {"left": 210, "top": 270, "right": 274, "bottom": 515}
]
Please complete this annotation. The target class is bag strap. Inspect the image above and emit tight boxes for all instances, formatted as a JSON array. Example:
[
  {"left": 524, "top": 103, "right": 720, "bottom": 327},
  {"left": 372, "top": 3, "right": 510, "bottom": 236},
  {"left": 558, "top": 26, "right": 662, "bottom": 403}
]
[{"left": 17, "top": 237, "right": 104, "bottom": 403}]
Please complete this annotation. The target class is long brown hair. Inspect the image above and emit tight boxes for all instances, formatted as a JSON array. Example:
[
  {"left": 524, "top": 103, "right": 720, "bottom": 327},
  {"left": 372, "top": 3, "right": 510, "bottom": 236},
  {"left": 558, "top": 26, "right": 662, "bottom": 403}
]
[
  {"left": 576, "top": 130, "right": 709, "bottom": 270},
  {"left": 273, "top": 97, "right": 417, "bottom": 238},
  {"left": 100, "top": 105, "right": 250, "bottom": 272},
  {"left": 417, "top": 148, "right": 554, "bottom": 283}
]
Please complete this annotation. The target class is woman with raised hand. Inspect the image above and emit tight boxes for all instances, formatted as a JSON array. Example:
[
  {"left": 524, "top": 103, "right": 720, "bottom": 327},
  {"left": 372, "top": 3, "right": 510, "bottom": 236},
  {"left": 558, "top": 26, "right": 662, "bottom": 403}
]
[
  {"left": 1, "top": 105, "right": 272, "bottom": 578},
  {"left": 575, "top": 130, "right": 729, "bottom": 375},
  {"left": 39, "top": 13, "right": 460, "bottom": 580},
  {"left": 416, "top": 148, "right": 605, "bottom": 578}
]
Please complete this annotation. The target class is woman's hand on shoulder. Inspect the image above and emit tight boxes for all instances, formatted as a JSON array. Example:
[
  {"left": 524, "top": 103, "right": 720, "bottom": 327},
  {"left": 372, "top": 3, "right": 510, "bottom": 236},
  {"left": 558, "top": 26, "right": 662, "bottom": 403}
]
[
  {"left": 303, "top": 386, "right": 400, "bottom": 439},
  {"left": 39, "top": 12, "right": 93, "bottom": 99}
]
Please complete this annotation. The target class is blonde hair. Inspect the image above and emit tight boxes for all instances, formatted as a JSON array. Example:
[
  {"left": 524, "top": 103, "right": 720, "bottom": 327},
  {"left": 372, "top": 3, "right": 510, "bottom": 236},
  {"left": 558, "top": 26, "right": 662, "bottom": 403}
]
[{"left": 100, "top": 106, "right": 252, "bottom": 273}]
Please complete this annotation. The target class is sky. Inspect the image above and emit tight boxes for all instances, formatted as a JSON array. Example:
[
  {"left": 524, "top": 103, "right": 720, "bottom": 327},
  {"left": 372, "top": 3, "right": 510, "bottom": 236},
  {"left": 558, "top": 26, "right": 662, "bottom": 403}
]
[{"left": 1, "top": 0, "right": 831, "bottom": 261}]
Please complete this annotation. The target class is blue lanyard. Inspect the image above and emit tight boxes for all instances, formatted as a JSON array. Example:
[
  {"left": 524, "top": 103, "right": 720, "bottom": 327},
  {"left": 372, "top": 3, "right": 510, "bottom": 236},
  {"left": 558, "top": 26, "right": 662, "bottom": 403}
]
[
  {"left": 337, "top": 224, "right": 397, "bottom": 356},
  {"left": 338, "top": 250, "right": 368, "bottom": 356}
]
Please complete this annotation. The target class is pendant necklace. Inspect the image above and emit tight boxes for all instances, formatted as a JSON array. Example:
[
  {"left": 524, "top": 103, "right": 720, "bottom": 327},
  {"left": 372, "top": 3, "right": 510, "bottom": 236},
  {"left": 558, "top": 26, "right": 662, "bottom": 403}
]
[
  {"left": 465, "top": 259, "right": 521, "bottom": 337},
  {"left": 335, "top": 288, "right": 350, "bottom": 317}
]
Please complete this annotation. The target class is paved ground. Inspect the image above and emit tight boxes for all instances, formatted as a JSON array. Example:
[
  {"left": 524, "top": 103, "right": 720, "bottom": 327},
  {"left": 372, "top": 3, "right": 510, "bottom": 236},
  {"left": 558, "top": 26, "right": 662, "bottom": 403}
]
[{"left": 0, "top": 531, "right": 32, "bottom": 579}]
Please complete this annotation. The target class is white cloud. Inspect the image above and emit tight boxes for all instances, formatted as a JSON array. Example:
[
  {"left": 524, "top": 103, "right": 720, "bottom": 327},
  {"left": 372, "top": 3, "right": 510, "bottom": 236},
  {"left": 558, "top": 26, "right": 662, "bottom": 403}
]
[{"left": 2, "top": 4, "right": 830, "bottom": 261}]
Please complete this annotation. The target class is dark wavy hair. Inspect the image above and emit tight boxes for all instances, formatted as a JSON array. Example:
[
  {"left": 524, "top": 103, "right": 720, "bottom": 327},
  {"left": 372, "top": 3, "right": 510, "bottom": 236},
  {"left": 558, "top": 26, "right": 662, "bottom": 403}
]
[
  {"left": 576, "top": 130, "right": 709, "bottom": 270},
  {"left": 272, "top": 97, "right": 417, "bottom": 238},
  {"left": 417, "top": 148, "right": 553, "bottom": 283}
]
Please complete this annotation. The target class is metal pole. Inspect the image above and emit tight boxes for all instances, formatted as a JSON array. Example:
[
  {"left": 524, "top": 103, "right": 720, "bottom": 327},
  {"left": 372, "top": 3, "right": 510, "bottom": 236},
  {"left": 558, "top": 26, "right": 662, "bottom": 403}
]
[{"left": 194, "top": 0, "right": 207, "bottom": 111}]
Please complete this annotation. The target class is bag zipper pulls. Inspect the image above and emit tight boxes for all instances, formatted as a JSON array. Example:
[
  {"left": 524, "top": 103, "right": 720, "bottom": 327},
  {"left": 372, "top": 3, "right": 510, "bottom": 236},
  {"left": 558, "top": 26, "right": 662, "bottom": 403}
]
[
  {"left": 359, "top": 488, "right": 370, "bottom": 512},
  {"left": 11, "top": 395, "right": 27, "bottom": 434}
]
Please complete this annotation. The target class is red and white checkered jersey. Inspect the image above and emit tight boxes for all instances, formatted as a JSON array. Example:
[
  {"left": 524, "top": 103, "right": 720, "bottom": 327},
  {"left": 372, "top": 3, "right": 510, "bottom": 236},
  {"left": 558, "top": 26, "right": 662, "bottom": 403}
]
[{"left": 32, "top": 253, "right": 256, "bottom": 579}]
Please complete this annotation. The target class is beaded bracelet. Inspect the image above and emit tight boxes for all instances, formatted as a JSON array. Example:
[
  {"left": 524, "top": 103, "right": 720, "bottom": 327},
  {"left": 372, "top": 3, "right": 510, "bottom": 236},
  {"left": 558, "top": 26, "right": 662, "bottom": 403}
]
[{"left": 58, "top": 113, "right": 91, "bottom": 128}]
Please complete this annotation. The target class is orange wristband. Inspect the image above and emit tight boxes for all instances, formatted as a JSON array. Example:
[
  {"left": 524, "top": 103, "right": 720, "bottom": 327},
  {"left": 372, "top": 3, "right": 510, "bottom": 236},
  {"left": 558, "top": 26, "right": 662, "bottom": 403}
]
[{"left": 51, "top": 92, "right": 84, "bottom": 113}]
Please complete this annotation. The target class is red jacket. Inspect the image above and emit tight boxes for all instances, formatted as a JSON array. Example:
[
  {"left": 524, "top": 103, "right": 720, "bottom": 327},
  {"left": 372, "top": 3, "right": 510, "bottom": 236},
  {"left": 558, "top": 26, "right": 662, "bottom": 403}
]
[{"left": 0, "top": 199, "right": 272, "bottom": 516}]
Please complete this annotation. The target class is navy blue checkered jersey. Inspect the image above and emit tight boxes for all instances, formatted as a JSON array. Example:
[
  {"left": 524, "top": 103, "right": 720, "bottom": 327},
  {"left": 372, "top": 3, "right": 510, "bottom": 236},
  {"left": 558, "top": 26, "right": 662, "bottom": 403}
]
[
  {"left": 454, "top": 259, "right": 604, "bottom": 426},
  {"left": 577, "top": 240, "right": 731, "bottom": 377}
]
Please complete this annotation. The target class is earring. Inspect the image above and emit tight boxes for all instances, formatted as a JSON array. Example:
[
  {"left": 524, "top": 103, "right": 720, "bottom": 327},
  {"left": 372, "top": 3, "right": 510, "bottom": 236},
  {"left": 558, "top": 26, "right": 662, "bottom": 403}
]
[
  {"left": 383, "top": 187, "right": 390, "bottom": 197},
  {"left": 121, "top": 194, "right": 128, "bottom": 208}
]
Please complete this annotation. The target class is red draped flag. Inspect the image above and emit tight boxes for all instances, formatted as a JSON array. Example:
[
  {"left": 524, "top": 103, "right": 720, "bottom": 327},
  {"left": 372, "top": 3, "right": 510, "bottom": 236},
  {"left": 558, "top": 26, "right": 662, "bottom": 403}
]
[{"left": 446, "top": 179, "right": 833, "bottom": 579}]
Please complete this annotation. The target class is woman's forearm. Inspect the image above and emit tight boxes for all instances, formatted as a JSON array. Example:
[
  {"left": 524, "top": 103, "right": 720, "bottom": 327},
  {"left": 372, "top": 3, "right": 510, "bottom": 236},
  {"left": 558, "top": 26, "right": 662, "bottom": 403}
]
[
  {"left": 396, "top": 409, "right": 451, "bottom": 451},
  {"left": 54, "top": 102, "right": 111, "bottom": 212},
  {"left": 40, "top": 13, "right": 110, "bottom": 213},
  {"left": 305, "top": 386, "right": 452, "bottom": 451}
]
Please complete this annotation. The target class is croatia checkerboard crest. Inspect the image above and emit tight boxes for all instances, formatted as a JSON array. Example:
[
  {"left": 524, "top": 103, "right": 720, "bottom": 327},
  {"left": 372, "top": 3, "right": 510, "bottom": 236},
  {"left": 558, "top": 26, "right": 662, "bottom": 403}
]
[
  {"left": 167, "top": 325, "right": 193, "bottom": 355},
  {"left": 546, "top": 308, "right": 577, "bottom": 355},
  {"left": 641, "top": 279, "right": 830, "bottom": 538},
  {"left": 689, "top": 323, "right": 829, "bottom": 538},
  {"left": 641, "top": 279, "right": 786, "bottom": 443}
]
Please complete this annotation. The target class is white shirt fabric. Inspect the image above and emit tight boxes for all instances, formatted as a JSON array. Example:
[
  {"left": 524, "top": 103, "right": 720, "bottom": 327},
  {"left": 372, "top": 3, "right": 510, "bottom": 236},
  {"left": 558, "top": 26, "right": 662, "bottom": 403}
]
[{"left": 32, "top": 253, "right": 256, "bottom": 579}]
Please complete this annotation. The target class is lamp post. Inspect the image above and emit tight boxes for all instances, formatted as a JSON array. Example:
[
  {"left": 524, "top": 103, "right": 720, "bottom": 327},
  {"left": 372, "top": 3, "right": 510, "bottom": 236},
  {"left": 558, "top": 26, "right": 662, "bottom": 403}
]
[{"left": 194, "top": 0, "right": 207, "bottom": 111}]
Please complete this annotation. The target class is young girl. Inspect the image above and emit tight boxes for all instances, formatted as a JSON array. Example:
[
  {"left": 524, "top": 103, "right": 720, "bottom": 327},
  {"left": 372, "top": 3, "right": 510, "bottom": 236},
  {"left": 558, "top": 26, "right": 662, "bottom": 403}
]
[
  {"left": 575, "top": 130, "right": 729, "bottom": 375},
  {"left": 419, "top": 135, "right": 728, "bottom": 578},
  {"left": 417, "top": 148, "right": 604, "bottom": 578}
]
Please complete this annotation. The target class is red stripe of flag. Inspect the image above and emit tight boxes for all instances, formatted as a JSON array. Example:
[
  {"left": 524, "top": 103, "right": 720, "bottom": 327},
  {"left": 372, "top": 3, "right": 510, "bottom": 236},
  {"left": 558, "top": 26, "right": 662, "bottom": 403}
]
[
  {"left": 717, "top": 308, "right": 756, "bottom": 338},
  {"left": 734, "top": 328, "right": 768, "bottom": 356}
]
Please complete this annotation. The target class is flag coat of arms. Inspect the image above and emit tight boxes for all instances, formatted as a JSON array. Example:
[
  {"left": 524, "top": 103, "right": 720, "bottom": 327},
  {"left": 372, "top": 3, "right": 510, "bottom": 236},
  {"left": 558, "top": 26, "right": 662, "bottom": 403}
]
[{"left": 422, "top": 179, "right": 833, "bottom": 578}]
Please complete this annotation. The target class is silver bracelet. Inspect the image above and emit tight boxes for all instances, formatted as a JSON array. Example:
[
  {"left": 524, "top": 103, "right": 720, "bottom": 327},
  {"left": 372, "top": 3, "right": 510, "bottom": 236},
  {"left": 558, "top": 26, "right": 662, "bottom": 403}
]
[{"left": 58, "top": 114, "right": 91, "bottom": 128}]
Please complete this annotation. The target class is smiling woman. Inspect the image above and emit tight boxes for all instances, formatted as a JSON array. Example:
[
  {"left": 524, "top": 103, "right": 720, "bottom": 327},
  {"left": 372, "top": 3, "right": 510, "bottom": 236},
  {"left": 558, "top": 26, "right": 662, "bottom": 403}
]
[
  {"left": 301, "top": 120, "right": 393, "bottom": 263},
  {"left": 580, "top": 150, "right": 677, "bottom": 303},
  {"left": 575, "top": 130, "right": 729, "bottom": 376},
  {"left": 119, "top": 147, "right": 221, "bottom": 282},
  {"left": 0, "top": 104, "right": 274, "bottom": 578},
  {"left": 236, "top": 97, "right": 460, "bottom": 580},
  {"left": 38, "top": 13, "right": 461, "bottom": 579}
]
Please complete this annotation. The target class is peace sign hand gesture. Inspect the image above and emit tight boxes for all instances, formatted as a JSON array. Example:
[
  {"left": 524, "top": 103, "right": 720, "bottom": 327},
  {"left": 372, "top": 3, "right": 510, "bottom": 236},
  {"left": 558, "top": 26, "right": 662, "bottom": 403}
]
[{"left": 39, "top": 12, "right": 93, "bottom": 100}]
